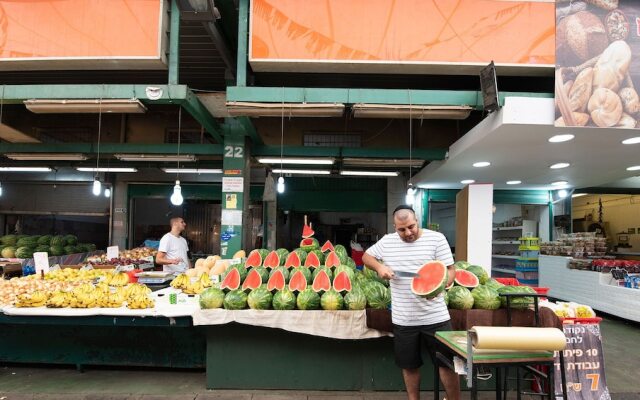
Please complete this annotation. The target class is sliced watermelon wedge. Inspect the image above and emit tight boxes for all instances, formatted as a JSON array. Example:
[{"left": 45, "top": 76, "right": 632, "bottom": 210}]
[
  {"left": 242, "top": 269, "right": 263, "bottom": 292},
  {"left": 332, "top": 270, "right": 352, "bottom": 293},
  {"left": 454, "top": 269, "right": 479, "bottom": 289},
  {"left": 267, "top": 269, "right": 286, "bottom": 292},
  {"left": 220, "top": 268, "right": 241, "bottom": 291},
  {"left": 288, "top": 269, "right": 308, "bottom": 292},
  {"left": 302, "top": 223, "right": 315, "bottom": 239},
  {"left": 325, "top": 251, "right": 341, "bottom": 268},
  {"left": 311, "top": 269, "right": 332, "bottom": 293},
  {"left": 263, "top": 250, "right": 281, "bottom": 269},
  {"left": 245, "top": 250, "right": 263, "bottom": 268},
  {"left": 411, "top": 260, "right": 448, "bottom": 299},
  {"left": 304, "top": 251, "right": 321, "bottom": 268},
  {"left": 321, "top": 240, "right": 334, "bottom": 253},
  {"left": 284, "top": 251, "right": 302, "bottom": 268}
]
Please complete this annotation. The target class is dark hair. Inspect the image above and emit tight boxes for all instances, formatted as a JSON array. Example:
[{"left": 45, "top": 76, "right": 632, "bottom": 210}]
[{"left": 393, "top": 205, "right": 415, "bottom": 216}]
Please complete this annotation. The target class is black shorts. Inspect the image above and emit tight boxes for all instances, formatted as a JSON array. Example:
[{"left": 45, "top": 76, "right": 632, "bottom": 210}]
[{"left": 393, "top": 320, "right": 452, "bottom": 369}]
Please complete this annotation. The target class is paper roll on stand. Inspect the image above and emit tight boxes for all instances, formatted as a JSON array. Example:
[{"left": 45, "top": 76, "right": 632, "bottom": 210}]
[{"left": 469, "top": 326, "right": 566, "bottom": 351}]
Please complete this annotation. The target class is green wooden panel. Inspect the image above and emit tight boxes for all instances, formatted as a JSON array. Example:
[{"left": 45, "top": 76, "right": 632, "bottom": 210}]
[
  {"left": 127, "top": 183, "right": 264, "bottom": 202},
  {"left": 427, "top": 189, "right": 550, "bottom": 205}
]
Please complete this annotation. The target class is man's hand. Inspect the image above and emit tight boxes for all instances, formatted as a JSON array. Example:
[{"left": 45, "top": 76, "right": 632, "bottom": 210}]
[
  {"left": 169, "top": 257, "right": 183, "bottom": 265},
  {"left": 376, "top": 264, "right": 395, "bottom": 280},
  {"left": 362, "top": 253, "right": 394, "bottom": 280}
]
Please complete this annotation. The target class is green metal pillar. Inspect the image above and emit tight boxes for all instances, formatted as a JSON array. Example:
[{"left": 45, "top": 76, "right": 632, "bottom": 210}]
[
  {"left": 236, "top": 0, "right": 249, "bottom": 86},
  {"left": 168, "top": 0, "right": 180, "bottom": 85},
  {"left": 422, "top": 189, "right": 430, "bottom": 228}
]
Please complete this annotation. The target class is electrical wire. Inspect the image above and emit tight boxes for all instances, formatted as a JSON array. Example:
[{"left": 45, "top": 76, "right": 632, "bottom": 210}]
[
  {"left": 176, "top": 107, "right": 182, "bottom": 181},
  {"left": 280, "top": 87, "right": 284, "bottom": 179}
]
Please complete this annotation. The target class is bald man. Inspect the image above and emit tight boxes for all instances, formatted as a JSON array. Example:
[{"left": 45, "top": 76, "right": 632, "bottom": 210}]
[
  {"left": 362, "top": 205, "right": 459, "bottom": 400},
  {"left": 156, "top": 217, "right": 191, "bottom": 273}
]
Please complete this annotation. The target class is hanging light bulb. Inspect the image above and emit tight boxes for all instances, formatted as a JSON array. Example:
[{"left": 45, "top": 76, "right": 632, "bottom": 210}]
[
  {"left": 277, "top": 176, "right": 285, "bottom": 193},
  {"left": 170, "top": 180, "right": 184, "bottom": 206},
  {"left": 0, "top": 182, "right": 3, "bottom": 197},
  {"left": 104, "top": 187, "right": 111, "bottom": 198},
  {"left": 92, "top": 178, "right": 102, "bottom": 196},
  {"left": 405, "top": 183, "right": 416, "bottom": 205}
]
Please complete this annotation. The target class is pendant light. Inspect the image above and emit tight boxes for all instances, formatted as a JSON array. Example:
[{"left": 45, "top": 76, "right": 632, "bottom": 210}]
[
  {"left": 104, "top": 187, "right": 111, "bottom": 197},
  {"left": 92, "top": 97, "right": 103, "bottom": 196},
  {"left": 0, "top": 86, "right": 4, "bottom": 196},
  {"left": 276, "top": 87, "right": 285, "bottom": 194},
  {"left": 405, "top": 91, "right": 415, "bottom": 205},
  {"left": 170, "top": 107, "right": 184, "bottom": 206}
]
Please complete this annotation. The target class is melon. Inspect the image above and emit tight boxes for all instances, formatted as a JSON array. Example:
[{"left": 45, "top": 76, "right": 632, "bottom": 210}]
[
  {"left": 334, "top": 244, "right": 348, "bottom": 264},
  {"left": 454, "top": 260, "right": 471, "bottom": 270},
  {"left": 471, "top": 285, "right": 501, "bottom": 310},
  {"left": 448, "top": 286, "right": 474, "bottom": 310},
  {"left": 263, "top": 251, "right": 281, "bottom": 269},
  {"left": 194, "top": 259, "right": 206, "bottom": 269},
  {"left": 49, "top": 245, "right": 64, "bottom": 256},
  {"left": 37, "top": 235, "right": 52, "bottom": 245},
  {"left": 296, "top": 288, "right": 320, "bottom": 310},
  {"left": 284, "top": 251, "right": 302, "bottom": 268},
  {"left": 232, "top": 250, "right": 246, "bottom": 259},
  {"left": 410, "top": 260, "right": 448, "bottom": 299},
  {"left": 220, "top": 267, "right": 241, "bottom": 291},
  {"left": 245, "top": 250, "right": 263, "bottom": 268},
  {"left": 210, "top": 260, "right": 229, "bottom": 276},
  {"left": 272, "top": 289, "right": 296, "bottom": 310},
  {"left": 362, "top": 281, "right": 391, "bottom": 309},
  {"left": 254, "top": 266, "right": 269, "bottom": 283},
  {"left": 269, "top": 266, "right": 290, "bottom": 282},
  {"left": 320, "top": 289, "right": 344, "bottom": 310},
  {"left": 324, "top": 251, "right": 341, "bottom": 268},
  {"left": 302, "top": 222, "right": 315, "bottom": 239},
  {"left": 291, "top": 267, "right": 312, "bottom": 283},
  {"left": 312, "top": 266, "right": 333, "bottom": 281},
  {"left": 199, "top": 287, "right": 225, "bottom": 309},
  {"left": 267, "top": 269, "right": 287, "bottom": 291},
  {"left": 300, "top": 238, "right": 319, "bottom": 252},
  {"left": 321, "top": 240, "right": 334, "bottom": 253},
  {"left": 334, "top": 265, "right": 355, "bottom": 281},
  {"left": 247, "top": 287, "right": 273, "bottom": 310},
  {"left": 344, "top": 288, "right": 367, "bottom": 310},
  {"left": 292, "top": 248, "right": 307, "bottom": 264},
  {"left": 276, "top": 248, "right": 290, "bottom": 265},
  {"left": 288, "top": 269, "right": 308, "bottom": 292},
  {"left": 242, "top": 269, "right": 264, "bottom": 292},
  {"left": 311, "top": 269, "right": 332, "bottom": 293},
  {"left": 333, "top": 270, "right": 352, "bottom": 293},
  {"left": 454, "top": 269, "right": 480, "bottom": 289},
  {"left": 50, "top": 235, "right": 66, "bottom": 247},
  {"left": 466, "top": 265, "right": 489, "bottom": 285},
  {"left": 223, "top": 290, "right": 248, "bottom": 310},
  {"left": 304, "top": 251, "right": 321, "bottom": 268},
  {"left": 1, "top": 246, "right": 16, "bottom": 258}
]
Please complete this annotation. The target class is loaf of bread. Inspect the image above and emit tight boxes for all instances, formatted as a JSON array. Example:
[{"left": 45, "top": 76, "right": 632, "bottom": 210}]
[
  {"left": 568, "top": 68, "right": 593, "bottom": 112},
  {"left": 616, "top": 113, "right": 636, "bottom": 128},
  {"left": 555, "top": 113, "right": 590, "bottom": 127},
  {"left": 593, "top": 41, "right": 632, "bottom": 92},
  {"left": 618, "top": 87, "right": 640, "bottom": 115},
  {"left": 557, "top": 11, "right": 609, "bottom": 65},
  {"left": 588, "top": 88, "right": 623, "bottom": 127}
]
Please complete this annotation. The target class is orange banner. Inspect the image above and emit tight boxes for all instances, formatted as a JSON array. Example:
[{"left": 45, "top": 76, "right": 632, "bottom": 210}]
[
  {"left": 250, "top": 0, "right": 554, "bottom": 72},
  {"left": 0, "top": 0, "right": 164, "bottom": 67}
]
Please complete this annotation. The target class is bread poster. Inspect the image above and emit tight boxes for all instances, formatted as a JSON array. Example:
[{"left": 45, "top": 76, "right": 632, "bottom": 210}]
[{"left": 555, "top": 0, "right": 640, "bottom": 129}]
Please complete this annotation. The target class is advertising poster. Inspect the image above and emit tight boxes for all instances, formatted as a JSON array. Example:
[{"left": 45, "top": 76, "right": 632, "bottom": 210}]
[{"left": 556, "top": 1, "right": 640, "bottom": 129}]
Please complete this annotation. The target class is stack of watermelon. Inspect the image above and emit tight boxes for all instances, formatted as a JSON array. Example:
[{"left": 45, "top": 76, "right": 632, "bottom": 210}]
[{"left": 0, "top": 234, "right": 97, "bottom": 259}]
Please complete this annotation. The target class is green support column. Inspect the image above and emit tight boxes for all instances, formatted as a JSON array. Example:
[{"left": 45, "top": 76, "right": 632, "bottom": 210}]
[
  {"left": 236, "top": 0, "right": 249, "bottom": 86},
  {"left": 422, "top": 189, "right": 430, "bottom": 228},
  {"left": 168, "top": 0, "right": 180, "bottom": 85},
  {"left": 220, "top": 120, "right": 250, "bottom": 257}
]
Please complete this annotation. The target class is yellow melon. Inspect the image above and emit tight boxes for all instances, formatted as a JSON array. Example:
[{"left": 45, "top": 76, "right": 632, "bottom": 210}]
[
  {"left": 232, "top": 250, "right": 246, "bottom": 259},
  {"left": 209, "top": 259, "right": 229, "bottom": 276},
  {"left": 194, "top": 258, "right": 206, "bottom": 269},
  {"left": 185, "top": 268, "right": 198, "bottom": 278},
  {"left": 203, "top": 258, "right": 216, "bottom": 271},
  {"left": 195, "top": 265, "right": 209, "bottom": 277}
]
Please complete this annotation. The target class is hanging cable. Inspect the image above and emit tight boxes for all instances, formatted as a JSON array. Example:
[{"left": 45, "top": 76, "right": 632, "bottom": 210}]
[
  {"left": 171, "top": 107, "right": 184, "bottom": 205},
  {"left": 277, "top": 87, "right": 285, "bottom": 193},
  {"left": 92, "top": 96, "right": 103, "bottom": 196}
]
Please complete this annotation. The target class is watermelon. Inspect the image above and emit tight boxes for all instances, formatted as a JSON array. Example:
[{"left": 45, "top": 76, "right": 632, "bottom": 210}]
[
  {"left": 267, "top": 269, "right": 287, "bottom": 291},
  {"left": 245, "top": 249, "right": 263, "bottom": 268},
  {"left": 346, "top": 257, "right": 356, "bottom": 269},
  {"left": 262, "top": 251, "right": 281, "bottom": 268},
  {"left": 276, "top": 248, "right": 290, "bottom": 265},
  {"left": 35, "top": 245, "right": 50, "bottom": 253},
  {"left": 362, "top": 281, "right": 391, "bottom": 309},
  {"left": 50, "top": 235, "right": 66, "bottom": 247},
  {"left": 363, "top": 267, "right": 389, "bottom": 287},
  {"left": 344, "top": 288, "right": 367, "bottom": 310},
  {"left": 199, "top": 287, "right": 225, "bottom": 309},
  {"left": 454, "top": 269, "right": 479, "bottom": 289},
  {"left": 324, "top": 251, "right": 341, "bottom": 268},
  {"left": 37, "top": 235, "right": 52, "bottom": 245},
  {"left": 296, "top": 288, "right": 320, "bottom": 310},
  {"left": 15, "top": 247, "right": 34, "bottom": 259},
  {"left": 444, "top": 291, "right": 449, "bottom": 307},
  {"left": 242, "top": 269, "right": 264, "bottom": 292},
  {"left": 0, "top": 235, "right": 17, "bottom": 246},
  {"left": 309, "top": 249, "right": 325, "bottom": 263},
  {"left": 269, "top": 266, "right": 290, "bottom": 282},
  {"left": 17, "top": 237, "right": 37, "bottom": 247},
  {"left": 1, "top": 246, "right": 16, "bottom": 258},
  {"left": 292, "top": 248, "right": 307, "bottom": 264},
  {"left": 321, "top": 240, "right": 334, "bottom": 253},
  {"left": 64, "top": 245, "right": 77, "bottom": 255},
  {"left": 220, "top": 268, "right": 241, "bottom": 291},
  {"left": 63, "top": 234, "right": 78, "bottom": 245},
  {"left": 311, "top": 269, "right": 332, "bottom": 293},
  {"left": 300, "top": 238, "right": 319, "bottom": 252},
  {"left": 291, "top": 267, "right": 312, "bottom": 283},
  {"left": 312, "top": 266, "right": 333, "bottom": 281},
  {"left": 333, "top": 270, "right": 352, "bottom": 293},
  {"left": 485, "top": 279, "right": 505, "bottom": 291},
  {"left": 223, "top": 290, "right": 248, "bottom": 310},
  {"left": 49, "top": 245, "right": 64, "bottom": 256},
  {"left": 304, "top": 251, "right": 321, "bottom": 268},
  {"left": 498, "top": 285, "right": 536, "bottom": 309},
  {"left": 334, "top": 265, "right": 355, "bottom": 281},
  {"left": 302, "top": 222, "right": 315, "bottom": 238},
  {"left": 410, "top": 261, "right": 448, "bottom": 299},
  {"left": 284, "top": 251, "right": 302, "bottom": 268},
  {"left": 454, "top": 260, "right": 471, "bottom": 270},
  {"left": 471, "top": 285, "right": 501, "bottom": 310},
  {"left": 466, "top": 265, "right": 489, "bottom": 285},
  {"left": 448, "top": 286, "right": 474, "bottom": 310},
  {"left": 320, "top": 289, "right": 344, "bottom": 310},
  {"left": 248, "top": 287, "right": 273, "bottom": 310},
  {"left": 334, "top": 244, "right": 348, "bottom": 264},
  {"left": 272, "top": 289, "right": 297, "bottom": 310},
  {"left": 288, "top": 269, "right": 308, "bottom": 292}
]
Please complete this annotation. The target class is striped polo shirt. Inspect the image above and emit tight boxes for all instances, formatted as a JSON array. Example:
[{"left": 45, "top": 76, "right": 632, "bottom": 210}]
[{"left": 365, "top": 229, "right": 454, "bottom": 326}]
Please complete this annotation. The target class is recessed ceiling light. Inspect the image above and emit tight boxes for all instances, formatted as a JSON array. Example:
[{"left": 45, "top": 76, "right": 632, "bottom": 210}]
[
  {"left": 627, "top": 165, "right": 640, "bottom": 171},
  {"left": 572, "top": 193, "right": 587, "bottom": 198},
  {"left": 558, "top": 189, "right": 569, "bottom": 198},
  {"left": 472, "top": 161, "right": 491, "bottom": 168},
  {"left": 506, "top": 180, "right": 521, "bottom": 185},
  {"left": 550, "top": 162, "right": 571, "bottom": 169},
  {"left": 551, "top": 180, "right": 568, "bottom": 186},
  {"left": 622, "top": 137, "right": 640, "bottom": 145},
  {"left": 548, "top": 134, "right": 574, "bottom": 143},
  {"left": 460, "top": 179, "right": 475, "bottom": 184}
]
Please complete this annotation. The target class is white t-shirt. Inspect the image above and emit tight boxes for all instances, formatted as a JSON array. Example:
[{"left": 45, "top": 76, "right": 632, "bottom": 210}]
[
  {"left": 158, "top": 232, "right": 189, "bottom": 273},
  {"left": 365, "top": 229, "right": 454, "bottom": 326}
]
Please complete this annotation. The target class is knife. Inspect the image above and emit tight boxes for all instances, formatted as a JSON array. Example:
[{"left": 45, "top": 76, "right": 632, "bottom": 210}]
[{"left": 393, "top": 270, "right": 418, "bottom": 278}]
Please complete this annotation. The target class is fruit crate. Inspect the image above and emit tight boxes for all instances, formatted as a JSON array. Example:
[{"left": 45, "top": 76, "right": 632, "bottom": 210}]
[{"left": 515, "top": 267, "right": 538, "bottom": 281}]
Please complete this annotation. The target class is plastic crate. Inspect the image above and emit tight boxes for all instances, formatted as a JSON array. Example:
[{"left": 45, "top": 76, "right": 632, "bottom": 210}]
[
  {"left": 516, "top": 259, "right": 538, "bottom": 269},
  {"left": 518, "top": 278, "right": 538, "bottom": 286},
  {"left": 519, "top": 250, "right": 539, "bottom": 260},
  {"left": 516, "top": 270, "right": 539, "bottom": 281},
  {"left": 495, "top": 277, "right": 520, "bottom": 286},
  {"left": 519, "top": 237, "right": 540, "bottom": 247},
  {"left": 351, "top": 249, "right": 364, "bottom": 266}
]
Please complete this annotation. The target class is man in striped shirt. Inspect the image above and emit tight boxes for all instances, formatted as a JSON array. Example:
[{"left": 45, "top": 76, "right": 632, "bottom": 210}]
[{"left": 363, "top": 205, "right": 459, "bottom": 400}]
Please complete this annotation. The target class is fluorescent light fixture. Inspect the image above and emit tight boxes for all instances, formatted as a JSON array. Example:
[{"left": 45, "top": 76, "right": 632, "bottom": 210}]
[
  {"left": 342, "top": 158, "right": 423, "bottom": 168},
  {"left": 627, "top": 165, "right": 640, "bottom": 171},
  {"left": 0, "top": 167, "right": 52, "bottom": 172},
  {"left": 558, "top": 189, "right": 568, "bottom": 198},
  {"left": 551, "top": 180, "right": 568, "bottom": 186},
  {"left": 5, "top": 153, "right": 88, "bottom": 161},
  {"left": 473, "top": 161, "right": 491, "bottom": 168},
  {"left": 76, "top": 167, "right": 138, "bottom": 173},
  {"left": 352, "top": 103, "right": 472, "bottom": 119},
  {"left": 506, "top": 180, "right": 522, "bottom": 185},
  {"left": 24, "top": 99, "right": 147, "bottom": 114},
  {"left": 340, "top": 170, "right": 399, "bottom": 177},
  {"left": 115, "top": 154, "right": 197, "bottom": 162},
  {"left": 257, "top": 157, "right": 334, "bottom": 165},
  {"left": 548, "top": 134, "right": 574, "bottom": 143},
  {"left": 162, "top": 168, "right": 222, "bottom": 174},
  {"left": 572, "top": 193, "right": 587, "bottom": 198},
  {"left": 622, "top": 137, "right": 640, "bottom": 145},
  {"left": 461, "top": 179, "right": 475, "bottom": 184},
  {"left": 273, "top": 169, "right": 331, "bottom": 175},
  {"left": 227, "top": 102, "right": 345, "bottom": 117},
  {"left": 550, "top": 162, "right": 570, "bottom": 169}
]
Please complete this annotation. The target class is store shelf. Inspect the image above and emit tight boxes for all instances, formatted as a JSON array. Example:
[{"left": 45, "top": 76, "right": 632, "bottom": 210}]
[
  {"left": 492, "top": 254, "right": 520, "bottom": 259},
  {"left": 493, "top": 226, "right": 525, "bottom": 231},
  {"left": 492, "top": 241, "right": 520, "bottom": 245},
  {"left": 492, "top": 267, "right": 517, "bottom": 275}
]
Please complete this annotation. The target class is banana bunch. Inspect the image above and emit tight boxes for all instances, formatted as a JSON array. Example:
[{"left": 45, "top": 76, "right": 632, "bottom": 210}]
[
  {"left": 182, "top": 280, "right": 205, "bottom": 295},
  {"left": 198, "top": 273, "right": 213, "bottom": 288},
  {"left": 108, "top": 272, "right": 130, "bottom": 287},
  {"left": 126, "top": 293, "right": 154, "bottom": 309},
  {"left": 45, "top": 268, "right": 109, "bottom": 282},
  {"left": 46, "top": 291, "right": 71, "bottom": 308},
  {"left": 97, "top": 291, "right": 125, "bottom": 308},
  {"left": 69, "top": 289, "right": 98, "bottom": 308},
  {"left": 125, "top": 283, "right": 151, "bottom": 298},
  {"left": 94, "top": 282, "right": 111, "bottom": 295},
  {"left": 14, "top": 290, "right": 49, "bottom": 307},
  {"left": 170, "top": 273, "right": 189, "bottom": 289}
]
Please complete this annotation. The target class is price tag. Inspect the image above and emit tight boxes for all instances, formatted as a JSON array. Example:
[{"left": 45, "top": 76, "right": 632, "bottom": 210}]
[
  {"left": 33, "top": 252, "right": 50, "bottom": 274},
  {"left": 49, "top": 264, "right": 61, "bottom": 272},
  {"left": 80, "top": 264, "right": 94, "bottom": 271},
  {"left": 211, "top": 275, "right": 220, "bottom": 284},
  {"left": 115, "top": 264, "right": 135, "bottom": 272},
  {"left": 227, "top": 258, "right": 242, "bottom": 266},
  {"left": 107, "top": 246, "right": 119, "bottom": 261}
]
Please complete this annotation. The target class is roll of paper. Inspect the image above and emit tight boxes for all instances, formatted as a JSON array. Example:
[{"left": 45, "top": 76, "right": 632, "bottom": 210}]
[{"left": 469, "top": 326, "right": 566, "bottom": 351}]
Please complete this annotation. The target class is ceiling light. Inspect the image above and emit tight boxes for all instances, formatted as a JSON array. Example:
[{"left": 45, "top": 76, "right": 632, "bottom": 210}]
[
  {"left": 273, "top": 169, "right": 331, "bottom": 175},
  {"left": 548, "top": 134, "right": 574, "bottom": 143},
  {"left": 622, "top": 137, "right": 640, "bottom": 145},
  {"left": 551, "top": 180, "right": 568, "bottom": 186},
  {"left": 257, "top": 158, "right": 334, "bottom": 165},
  {"left": 342, "top": 158, "right": 423, "bottom": 168},
  {"left": 572, "top": 193, "right": 587, "bottom": 198},
  {"left": 558, "top": 189, "right": 568, "bottom": 198},
  {"left": 114, "top": 154, "right": 197, "bottom": 162},
  {"left": 76, "top": 167, "right": 138, "bottom": 173},
  {"left": 5, "top": 153, "right": 88, "bottom": 161},
  {"left": 506, "top": 180, "right": 522, "bottom": 185},
  {"left": 170, "top": 180, "right": 184, "bottom": 206},
  {"left": 92, "top": 178, "right": 102, "bottom": 196},
  {"left": 340, "top": 170, "right": 399, "bottom": 177},
  {"left": 0, "top": 167, "right": 52, "bottom": 172},
  {"left": 277, "top": 176, "right": 285, "bottom": 193},
  {"left": 162, "top": 168, "right": 223, "bottom": 174},
  {"left": 227, "top": 102, "right": 345, "bottom": 117},
  {"left": 352, "top": 104, "right": 472, "bottom": 119},
  {"left": 550, "top": 163, "right": 571, "bottom": 169},
  {"left": 461, "top": 179, "right": 475, "bottom": 184},
  {"left": 472, "top": 161, "right": 491, "bottom": 168},
  {"left": 627, "top": 166, "right": 640, "bottom": 171},
  {"left": 24, "top": 99, "right": 147, "bottom": 114},
  {"left": 104, "top": 187, "right": 111, "bottom": 198}
]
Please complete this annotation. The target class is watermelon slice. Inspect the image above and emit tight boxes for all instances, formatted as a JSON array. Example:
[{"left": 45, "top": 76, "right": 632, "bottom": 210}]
[
  {"left": 267, "top": 269, "right": 286, "bottom": 292},
  {"left": 220, "top": 268, "right": 241, "bottom": 291},
  {"left": 263, "top": 251, "right": 281, "bottom": 269},
  {"left": 288, "top": 269, "right": 308, "bottom": 292},
  {"left": 245, "top": 250, "right": 263, "bottom": 268},
  {"left": 454, "top": 269, "right": 479, "bottom": 289},
  {"left": 304, "top": 251, "right": 321, "bottom": 268},
  {"left": 325, "top": 251, "right": 341, "bottom": 268},
  {"left": 321, "top": 240, "right": 334, "bottom": 253},
  {"left": 302, "top": 215, "right": 315, "bottom": 238},
  {"left": 242, "top": 269, "right": 263, "bottom": 292},
  {"left": 311, "top": 269, "right": 332, "bottom": 293},
  {"left": 300, "top": 237, "right": 319, "bottom": 252},
  {"left": 332, "top": 270, "right": 352, "bottom": 293},
  {"left": 284, "top": 251, "right": 302, "bottom": 268},
  {"left": 411, "top": 260, "right": 448, "bottom": 299}
]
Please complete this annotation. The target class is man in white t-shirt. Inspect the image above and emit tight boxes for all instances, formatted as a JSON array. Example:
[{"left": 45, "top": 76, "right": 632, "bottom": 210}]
[
  {"left": 156, "top": 217, "right": 190, "bottom": 273},
  {"left": 362, "top": 205, "right": 459, "bottom": 400}
]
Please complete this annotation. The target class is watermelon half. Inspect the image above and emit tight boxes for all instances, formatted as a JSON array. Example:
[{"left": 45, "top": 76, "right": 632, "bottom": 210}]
[
  {"left": 242, "top": 269, "right": 263, "bottom": 292},
  {"left": 284, "top": 251, "right": 302, "bottom": 268},
  {"left": 288, "top": 269, "right": 308, "bottom": 292},
  {"left": 267, "top": 269, "right": 287, "bottom": 292},
  {"left": 304, "top": 251, "right": 321, "bottom": 268},
  {"left": 220, "top": 268, "right": 241, "bottom": 291},
  {"left": 300, "top": 238, "right": 319, "bottom": 252},
  {"left": 245, "top": 250, "right": 263, "bottom": 268},
  {"left": 333, "top": 270, "right": 352, "bottom": 293},
  {"left": 263, "top": 251, "right": 281, "bottom": 269},
  {"left": 311, "top": 269, "right": 332, "bottom": 293},
  {"left": 454, "top": 269, "right": 479, "bottom": 289},
  {"left": 324, "top": 251, "right": 341, "bottom": 268},
  {"left": 321, "top": 240, "right": 334, "bottom": 253},
  {"left": 410, "top": 260, "right": 448, "bottom": 299}
]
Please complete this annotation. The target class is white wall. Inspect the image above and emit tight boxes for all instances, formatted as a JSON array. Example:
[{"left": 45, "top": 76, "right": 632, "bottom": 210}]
[{"left": 573, "top": 194, "right": 640, "bottom": 249}]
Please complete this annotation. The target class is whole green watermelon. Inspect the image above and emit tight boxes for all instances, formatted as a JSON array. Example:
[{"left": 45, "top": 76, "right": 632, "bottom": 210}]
[
  {"left": 471, "top": 285, "right": 501, "bottom": 310},
  {"left": 334, "top": 244, "right": 348, "bottom": 264},
  {"left": 15, "top": 246, "right": 34, "bottom": 259},
  {"left": 454, "top": 260, "right": 471, "bottom": 270},
  {"left": 49, "top": 245, "right": 65, "bottom": 256},
  {"left": 199, "top": 287, "right": 225, "bottom": 309},
  {"left": 320, "top": 289, "right": 344, "bottom": 310},
  {"left": 334, "top": 265, "right": 355, "bottom": 281},
  {"left": 272, "top": 289, "right": 296, "bottom": 310},
  {"left": 498, "top": 285, "right": 535, "bottom": 309},
  {"left": 312, "top": 266, "right": 333, "bottom": 280},
  {"left": 362, "top": 267, "right": 389, "bottom": 287},
  {"left": 37, "top": 235, "right": 53, "bottom": 245},
  {"left": 253, "top": 266, "right": 270, "bottom": 283},
  {"left": 1, "top": 235, "right": 18, "bottom": 246},
  {"left": 344, "top": 288, "right": 367, "bottom": 310},
  {"left": 63, "top": 235, "right": 78, "bottom": 245},
  {"left": 64, "top": 245, "right": 77, "bottom": 255},
  {"left": 247, "top": 287, "right": 273, "bottom": 310},
  {"left": 16, "top": 237, "right": 37, "bottom": 247},
  {"left": 308, "top": 249, "right": 324, "bottom": 263},
  {"left": 346, "top": 257, "right": 357, "bottom": 269},
  {"left": 292, "top": 248, "right": 307, "bottom": 264},
  {"left": 296, "top": 288, "right": 320, "bottom": 310},
  {"left": 50, "top": 235, "right": 66, "bottom": 247},
  {"left": 269, "top": 266, "right": 290, "bottom": 283},
  {"left": 362, "top": 281, "right": 391, "bottom": 309},
  {"left": 290, "top": 267, "right": 312, "bottom": 283},
  {"left": 485, "top": 278, "right": 505, "bottom": 291},
  {"left": 35, "top": 245, "right": 50, "bottom": 253},
  {"left": 448, "top": 286, "right": 474, "bottom": 310},
  {"left": 444, "top": 291, "right": 449, "bottom": 307},
  {"left": 223, "top": 290, "right": 248, "bottom": 310},
  {"left": 1, "top": 246, "right": 16, "bottom": 258},
  {"left": 275, "top": 248, "right": 289, "bottom": 265},
  {"left": 466, "top": 265, "right": 489, "bottom": 284}
]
